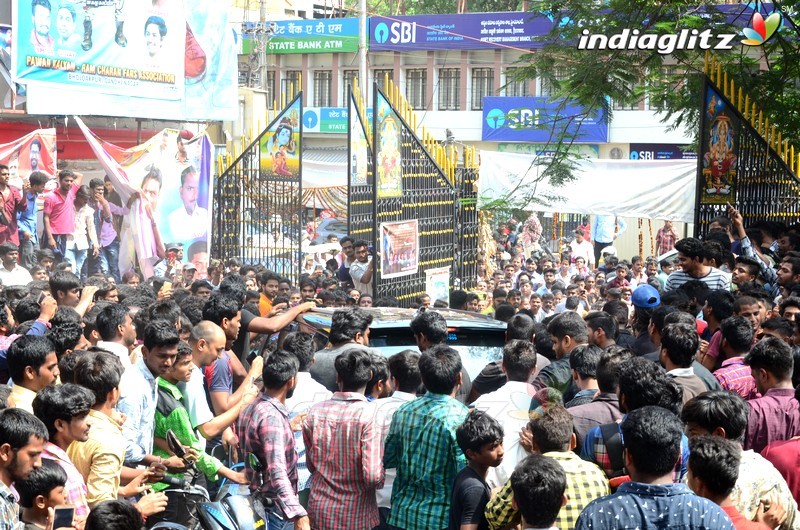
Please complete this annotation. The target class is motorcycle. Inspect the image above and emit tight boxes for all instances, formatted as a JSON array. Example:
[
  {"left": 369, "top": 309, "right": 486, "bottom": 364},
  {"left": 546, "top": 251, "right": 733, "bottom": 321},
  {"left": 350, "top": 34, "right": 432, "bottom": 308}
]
[{"left": 148, "top": 430, "right": 271, "bottom": 530}]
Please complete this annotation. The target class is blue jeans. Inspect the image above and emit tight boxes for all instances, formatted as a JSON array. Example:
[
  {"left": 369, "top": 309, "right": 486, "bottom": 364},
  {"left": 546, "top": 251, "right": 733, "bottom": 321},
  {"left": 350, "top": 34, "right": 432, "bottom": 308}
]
[
  {"left": 92, "top": 240, "right": 120, "bottom": 282},
  {"left": 65, "top": 248, "right": 87, "bottom": 274},
  {"left": 267, "top": 508, "right": 295, "bottom": 530}
]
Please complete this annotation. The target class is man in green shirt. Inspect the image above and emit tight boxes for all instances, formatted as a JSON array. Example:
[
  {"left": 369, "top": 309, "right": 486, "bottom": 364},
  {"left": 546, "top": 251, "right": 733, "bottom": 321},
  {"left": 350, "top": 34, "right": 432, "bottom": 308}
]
[
  {"left": 153, "top": 342, "right": 246, "bottom": 491},
  {"left": 384, "top": 344, "right": 469, "bottom": 530}
]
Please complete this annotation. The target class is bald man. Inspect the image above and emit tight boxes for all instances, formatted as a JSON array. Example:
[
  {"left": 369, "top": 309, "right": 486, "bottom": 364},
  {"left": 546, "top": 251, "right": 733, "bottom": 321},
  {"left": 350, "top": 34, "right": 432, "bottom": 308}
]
[{"left": 179, "top": 321, "right": 260, "bottom": 446}]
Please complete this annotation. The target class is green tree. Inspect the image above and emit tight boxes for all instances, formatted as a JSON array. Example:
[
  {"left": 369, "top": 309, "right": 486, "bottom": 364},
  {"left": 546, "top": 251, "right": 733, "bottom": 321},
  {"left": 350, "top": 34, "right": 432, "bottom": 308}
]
[{"left": 498, "top": 0, "right": 800, "bottom": 209}]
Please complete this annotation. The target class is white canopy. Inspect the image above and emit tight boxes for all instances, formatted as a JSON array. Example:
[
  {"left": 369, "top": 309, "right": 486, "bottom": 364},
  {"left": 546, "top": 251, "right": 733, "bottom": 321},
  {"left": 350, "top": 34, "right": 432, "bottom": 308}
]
[{"left": 479, "top": 150, "right": 697, "bottom": 223}]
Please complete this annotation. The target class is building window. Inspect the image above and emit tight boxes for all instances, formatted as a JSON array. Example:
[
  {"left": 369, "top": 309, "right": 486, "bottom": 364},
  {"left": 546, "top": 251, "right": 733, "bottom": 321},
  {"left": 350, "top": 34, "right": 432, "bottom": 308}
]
[
  {"left": 313, "top": 71, "right": 332, "bottom": 107},
  {"left": 504, "top": 67, "right": 529, "bottom": 97},
  {"left": 439, "top": 68, "right": 460, "bottom": 111},
  {"left": 374, "top": 69, "right": 393, "bottom": 93},
  {"left": 471, "top": 68, "right": 493, "bottom": 110},
  {"left": 612, "top": 77, "right": 640, "bottom": 110},
  {"left": 406, "top": 68, "right": 427, "bottom": 110},
  {"left": 282, "top": 70, "right": 302, "bottom": 99},
  {"left": 342, "top": 70, "right": 358, "bottom": 103},
  {"left": 539, "top": 67, "right": 566, "bottom": 97}
]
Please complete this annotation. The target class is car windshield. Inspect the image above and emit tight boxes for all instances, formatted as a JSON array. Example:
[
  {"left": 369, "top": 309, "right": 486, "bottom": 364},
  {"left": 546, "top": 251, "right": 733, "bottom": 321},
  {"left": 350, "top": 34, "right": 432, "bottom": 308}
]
[{"left": 369, "top": 328, "right": 504, "bottom": 378}]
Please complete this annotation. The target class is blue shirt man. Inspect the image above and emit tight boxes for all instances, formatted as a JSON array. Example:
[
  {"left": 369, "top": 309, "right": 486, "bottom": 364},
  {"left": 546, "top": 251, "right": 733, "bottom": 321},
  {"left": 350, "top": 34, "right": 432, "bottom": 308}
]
[{"left": 575, "top": 406, "right": 734, "bottom": 530}]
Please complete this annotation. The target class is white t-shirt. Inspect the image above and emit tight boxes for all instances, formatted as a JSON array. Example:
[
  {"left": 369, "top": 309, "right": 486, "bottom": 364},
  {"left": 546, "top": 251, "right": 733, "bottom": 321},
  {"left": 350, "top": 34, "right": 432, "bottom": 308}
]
[
  {"left": 570, "top": 239, "right": 595, "bottom": 267},
  {"left": 350, "top": 257, "right": 373, "bottom": 295},
  {"left": 177, "top": 364, "right": 215, "bottom": 450}
]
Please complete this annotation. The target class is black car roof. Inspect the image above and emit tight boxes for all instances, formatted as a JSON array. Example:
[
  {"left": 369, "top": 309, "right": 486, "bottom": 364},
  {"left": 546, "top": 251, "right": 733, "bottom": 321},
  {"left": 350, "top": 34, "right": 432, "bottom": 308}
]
[{"left": 298, "top": 307, "right": 507, "bottom": 331}]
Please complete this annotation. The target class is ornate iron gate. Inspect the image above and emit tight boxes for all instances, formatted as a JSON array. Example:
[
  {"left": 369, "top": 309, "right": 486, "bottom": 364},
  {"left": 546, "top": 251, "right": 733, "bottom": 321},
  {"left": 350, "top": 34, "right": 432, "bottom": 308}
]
[
  {"left": 695, "top": 57, "right": 800, "bottom": 235},
  {"left": 212, "top": 93, "right": 304, "bottom": 281},
  {"left": 347, "top": 83, "right": 375, "bottom": 247}
]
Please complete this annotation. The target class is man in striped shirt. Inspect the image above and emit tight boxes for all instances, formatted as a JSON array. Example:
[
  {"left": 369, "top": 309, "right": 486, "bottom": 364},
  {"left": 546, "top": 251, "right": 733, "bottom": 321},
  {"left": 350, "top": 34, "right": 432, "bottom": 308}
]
[
  {"left": 665, "top": 237, "right": 731, "bottom": 292},
  {"left": 384, "top": 344, "right": 469, "bottom": 530},
  {"left": 302, "top": 349, "right": 384, "bottom": 530}
]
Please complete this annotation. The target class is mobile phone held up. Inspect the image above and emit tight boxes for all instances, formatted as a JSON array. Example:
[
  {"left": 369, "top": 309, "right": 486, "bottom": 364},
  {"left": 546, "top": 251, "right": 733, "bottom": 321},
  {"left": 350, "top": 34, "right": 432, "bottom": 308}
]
[{"left": 53, "top": 505, "right": 75, "bottom": 529}]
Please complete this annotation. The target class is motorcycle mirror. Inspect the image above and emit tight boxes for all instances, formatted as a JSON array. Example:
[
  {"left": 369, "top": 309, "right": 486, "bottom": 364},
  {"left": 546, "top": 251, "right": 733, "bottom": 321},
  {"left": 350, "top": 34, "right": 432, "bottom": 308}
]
[
  {"left": 166, "top": 430, "right": 187, "bottom": 459},
  {"left": 248, "top": 453, "right": 263, "bottom": 473}
]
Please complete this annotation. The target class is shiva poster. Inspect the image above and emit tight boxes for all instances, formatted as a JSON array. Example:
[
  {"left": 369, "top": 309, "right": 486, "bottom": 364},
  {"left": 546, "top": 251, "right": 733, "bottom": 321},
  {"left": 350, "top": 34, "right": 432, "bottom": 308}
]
[{"left": 260, "top": 96, "right": 302, "bottom": 178}]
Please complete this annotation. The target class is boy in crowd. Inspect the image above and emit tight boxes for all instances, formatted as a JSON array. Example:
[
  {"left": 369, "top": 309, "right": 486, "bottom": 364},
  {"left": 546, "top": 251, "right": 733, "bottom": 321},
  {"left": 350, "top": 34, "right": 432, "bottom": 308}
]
[
  {"left": 15, "top": 459, "right": 68, "bottom": 530},
  {"left": 450, "top": 411, "right": 504, "bottom": 530}
]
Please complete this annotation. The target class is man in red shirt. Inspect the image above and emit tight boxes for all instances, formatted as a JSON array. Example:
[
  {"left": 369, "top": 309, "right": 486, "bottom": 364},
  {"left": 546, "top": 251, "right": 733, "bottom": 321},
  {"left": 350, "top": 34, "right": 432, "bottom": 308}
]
[
  {"left": 43, "top": 169, "right": 84, "bottom": 260},
  {"left": 0, "top": 164, "right": 28, "bottom": 245}
]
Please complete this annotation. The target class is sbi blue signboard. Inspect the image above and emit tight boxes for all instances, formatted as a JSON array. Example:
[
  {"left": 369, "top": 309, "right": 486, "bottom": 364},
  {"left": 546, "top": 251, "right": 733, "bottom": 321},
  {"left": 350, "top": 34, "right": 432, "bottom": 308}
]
[
  {"left": 369, "top": 12, "right": 552, "bottom": 51},
  {"left": 482, "top": 97, "right": 609, "bottom": 143}
]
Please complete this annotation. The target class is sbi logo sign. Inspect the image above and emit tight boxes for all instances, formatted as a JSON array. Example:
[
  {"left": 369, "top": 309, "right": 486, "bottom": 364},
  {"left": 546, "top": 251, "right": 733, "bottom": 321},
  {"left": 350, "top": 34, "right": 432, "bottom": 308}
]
[
  {"left": 374, "top": 21, "right": 417, "bottom": 44},
  {"left": 485, "top": 108, "right": 540, "bottom": 129}
]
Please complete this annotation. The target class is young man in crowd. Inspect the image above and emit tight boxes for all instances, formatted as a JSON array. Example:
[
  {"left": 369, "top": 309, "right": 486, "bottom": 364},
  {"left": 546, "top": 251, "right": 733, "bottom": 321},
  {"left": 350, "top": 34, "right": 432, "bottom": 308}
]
[
  {"left": 32, "top": 384, "right": 94, "bottom": 518},
  {"left": 687, "top": 436, "right": 777, "bottom": 530},
  {"left": 576, "top": 406, "right": 735, "bottom": 530},
  {"left": 0, "top": 409, "right": 49, "bottom": 528},
  {"left": 743, "top": 337, "right": 800, "bottom": 452},
  {"left": 487, "top": 405, "right": 609, "bottom": 530},
  {"left": 238, "top": 349, "right": 310, "bottom": 530},
  {"left": 713, "top": 316, "right": 759, "bottom": 400},
  {"left": 659, "top": 322, "right": 708, "bottom": 404},
  {"left": 384, "top": 344, "right": 469, "bottom": 530},
  {"left": 310, "top": 307, "right": 375, "bottom": 393},
  {"left": 450, "top": 411, "right": 504, "bottom": 530},
  {"left": 682, "top": 391, "right": 797, "bottom": 530},
  {"left": 374, "top": 350, "right": 420, "bottom": 528},
  {"left": 302, "top": 349, "right": 384, "bottom": 530},
  {"left": 471, "top": 339, "right": 537, "bottom": 488},
  {"left": 7, "top": 336, "right": 60, "bottom": 413}
]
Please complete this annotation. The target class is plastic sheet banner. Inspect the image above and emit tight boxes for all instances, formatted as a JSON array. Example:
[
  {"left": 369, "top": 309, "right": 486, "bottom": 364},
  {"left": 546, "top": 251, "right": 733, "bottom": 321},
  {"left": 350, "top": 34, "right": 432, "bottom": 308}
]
[
  {"left": 75, "top": 117, "right": 213, "bottom": 278},
  {"left": 0, "top": 129, "right": 57, "bottom": 190},
  {"left": 18, "top": 0, "right": 238, "bottom": 120},
  {"left": 479, "top": 150, "right": 697, "bottom": 222}
]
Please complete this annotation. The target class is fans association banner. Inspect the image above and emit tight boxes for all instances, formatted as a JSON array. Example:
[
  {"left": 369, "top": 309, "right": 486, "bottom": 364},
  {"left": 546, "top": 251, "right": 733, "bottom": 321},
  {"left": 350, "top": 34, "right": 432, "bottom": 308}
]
[
  {"left": 16, "top": 0, "right": 238, "bottom": 120},
  {"left": 13, "top": 0, "right": 184, "bottom": 99},
  {"left": 75, "top": 117, "right": 213, "bottom": 278},
  {"left": 0, "top": 129, "right": 57, "bottom": 190}
]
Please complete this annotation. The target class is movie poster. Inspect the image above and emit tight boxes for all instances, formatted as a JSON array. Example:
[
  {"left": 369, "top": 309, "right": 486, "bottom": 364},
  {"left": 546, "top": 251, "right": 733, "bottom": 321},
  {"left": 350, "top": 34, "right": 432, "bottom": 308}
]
[
  {"left": 425, "top": 266, "right": 450, "bottom": 305},
  {"left": 260, "top": 97, "right": 301, "bottom": 178},
  {"left": 700, "top": 86, "right": 738, "bottom": 205},
  {"left": 0, "top": 129, "right": 58, "bottom": 190},
  {"left": 348, "top": 92, "right": 369, "bottom": 187},
  {"left": 380, "top": 219, "right": 419, "bottom": 278},
  {"left": 375, "top": 91, "right": 402, "bottom": 198}
]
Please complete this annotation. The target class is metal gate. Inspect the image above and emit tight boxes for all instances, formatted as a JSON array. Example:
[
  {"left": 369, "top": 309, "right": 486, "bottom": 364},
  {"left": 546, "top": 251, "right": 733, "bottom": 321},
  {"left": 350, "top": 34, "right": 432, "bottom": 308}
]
[
  {"left": 212, "top": 93, "right": 304, "bottom": 281},
  {"left": 371, "top": 85, "right": 457, "bottom": 304},
  {"left": 695, "top": 56, "right": 800, "bottom": 234},
  {"left": 347, "top": 83, "right": 375, "bottom": 248}
]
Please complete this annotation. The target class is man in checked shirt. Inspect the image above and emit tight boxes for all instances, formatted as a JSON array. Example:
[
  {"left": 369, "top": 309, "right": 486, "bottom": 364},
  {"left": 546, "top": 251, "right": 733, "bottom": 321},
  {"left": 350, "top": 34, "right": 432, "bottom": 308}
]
[{"left": 238, "top": 350, "right": 310, "bottom": 530}]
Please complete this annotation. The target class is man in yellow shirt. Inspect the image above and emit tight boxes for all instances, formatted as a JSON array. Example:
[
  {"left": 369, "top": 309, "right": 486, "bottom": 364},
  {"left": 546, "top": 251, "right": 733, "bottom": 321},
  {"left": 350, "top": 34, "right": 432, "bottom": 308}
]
[{"left": 69, "top": 351, "right": 167, "bottom": 516}]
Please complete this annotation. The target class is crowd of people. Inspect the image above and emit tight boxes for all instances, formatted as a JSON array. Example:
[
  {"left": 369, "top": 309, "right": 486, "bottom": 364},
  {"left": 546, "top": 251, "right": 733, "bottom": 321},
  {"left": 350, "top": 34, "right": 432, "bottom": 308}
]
[{"left": 0, "top": 180, "right": 798, "bottom": 530}]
